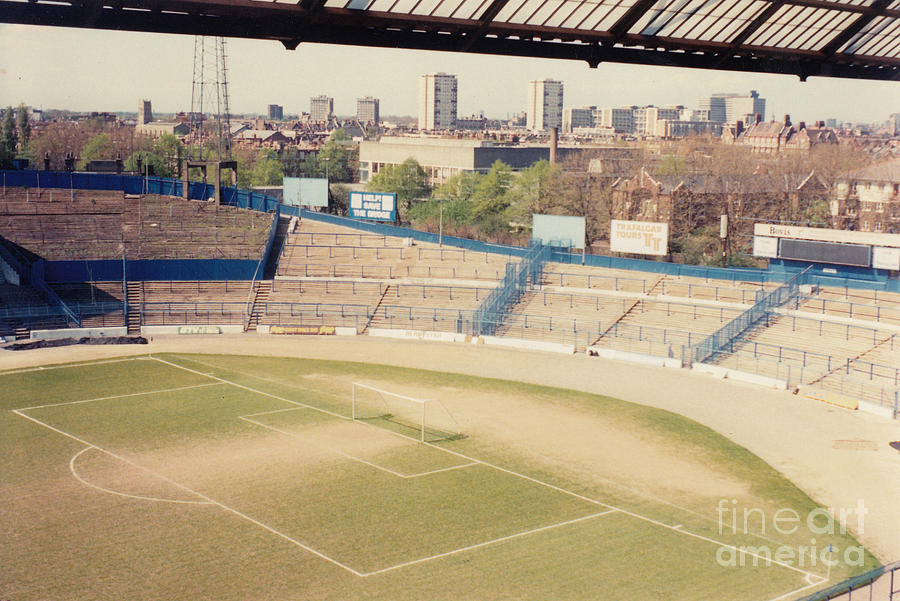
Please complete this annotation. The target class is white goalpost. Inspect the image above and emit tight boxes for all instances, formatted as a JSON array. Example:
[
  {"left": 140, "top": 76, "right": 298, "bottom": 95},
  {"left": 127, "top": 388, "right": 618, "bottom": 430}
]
[{"left": 351, "top": 382, "right": 461, "bottom": 443}]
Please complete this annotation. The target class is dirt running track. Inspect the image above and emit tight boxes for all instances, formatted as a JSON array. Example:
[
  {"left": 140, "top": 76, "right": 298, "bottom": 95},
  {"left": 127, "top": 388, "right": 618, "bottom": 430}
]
[{"left": 3, "top": 333, "right": 899, "bottom": 565}]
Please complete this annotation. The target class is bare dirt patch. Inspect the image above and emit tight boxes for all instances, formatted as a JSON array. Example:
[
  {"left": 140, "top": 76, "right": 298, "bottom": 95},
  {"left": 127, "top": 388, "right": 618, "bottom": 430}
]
[{"left": 376, "top": 381, "right": 749, "bottom": 502}]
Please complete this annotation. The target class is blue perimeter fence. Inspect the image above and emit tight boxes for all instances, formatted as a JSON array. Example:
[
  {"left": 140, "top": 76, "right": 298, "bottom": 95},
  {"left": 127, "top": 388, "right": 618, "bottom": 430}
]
[
  {"left": 2, "top": 170, "right": 896, "bottom": 292},
  {"left": 3, "top": 171, "right": 899, "bottom": 354}
]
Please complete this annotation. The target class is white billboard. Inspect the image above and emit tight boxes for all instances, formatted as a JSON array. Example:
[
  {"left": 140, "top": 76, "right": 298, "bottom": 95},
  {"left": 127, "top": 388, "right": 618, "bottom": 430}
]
[
  {"left": 610, "top": 220, "right": 668, "bottom": 256},
  {"left": 753, "top": 236, "right": 779, "bottom": 258},
  {"left": 872, "top": 246, "right": 900, "bottom": 270},
  {"left": 753, "top": 224, "right": 900, "bottom": 249},
  {"left": 283, "top": 177, "right": 328, "bottom": 207},
  {"left": 532, "top": 214, "right": 586, "bottom": 248}
]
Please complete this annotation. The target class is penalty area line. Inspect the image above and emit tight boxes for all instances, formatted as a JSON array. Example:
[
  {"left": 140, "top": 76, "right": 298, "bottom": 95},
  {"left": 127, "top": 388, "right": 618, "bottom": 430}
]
[
  {"left": 152, "top": 356, "right": 348, "bottom": 421},
  {"left": 239, "top": 415, "right": 476, "bottom": 479},
  {"left": 153, "top": 354, "right": 827, "bottom": 584}
]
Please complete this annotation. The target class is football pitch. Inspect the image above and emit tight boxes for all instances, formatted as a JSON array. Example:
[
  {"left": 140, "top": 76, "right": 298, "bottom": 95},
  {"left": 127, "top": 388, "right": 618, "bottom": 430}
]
[{"left": 1, "top": 353, "right": 878, "bottom": 600}]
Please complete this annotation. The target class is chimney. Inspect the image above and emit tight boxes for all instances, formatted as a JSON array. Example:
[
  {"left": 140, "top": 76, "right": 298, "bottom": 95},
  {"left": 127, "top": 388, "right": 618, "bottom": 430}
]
[
  {"left": 754, "top": 113, "right": 761, "bottom": 124},
  {"left": 818, "top": 120, "right": 825, "bottom": 128},
  {"left": 798, "top": 121, "right": 806, "bottom": 131},
  {"left": 784, "top": 114, "right": 791, "bottom": 127},
  {"left": 735, "top": 121, "right": 744, "bottom": 136},
  {"left": 549, "top": 127, "right": 558, "bottom": 164}
]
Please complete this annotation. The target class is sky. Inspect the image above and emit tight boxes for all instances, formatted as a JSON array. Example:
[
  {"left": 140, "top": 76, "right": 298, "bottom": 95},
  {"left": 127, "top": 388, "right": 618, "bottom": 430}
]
[{"left": 0, "top": 23, "right": 897, "bottom": 124}]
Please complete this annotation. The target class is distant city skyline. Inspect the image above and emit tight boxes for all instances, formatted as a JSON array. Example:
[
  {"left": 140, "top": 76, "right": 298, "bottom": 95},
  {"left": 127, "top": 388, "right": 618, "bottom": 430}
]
[{"left": 1, "top": 24, "right": 897, "bottom": 125}]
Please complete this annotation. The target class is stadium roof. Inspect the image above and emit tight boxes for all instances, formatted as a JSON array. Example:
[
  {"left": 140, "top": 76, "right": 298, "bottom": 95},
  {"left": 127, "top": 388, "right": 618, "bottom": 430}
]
[{"left": 2, "top": 0, "right": 899, "bottom": 81}]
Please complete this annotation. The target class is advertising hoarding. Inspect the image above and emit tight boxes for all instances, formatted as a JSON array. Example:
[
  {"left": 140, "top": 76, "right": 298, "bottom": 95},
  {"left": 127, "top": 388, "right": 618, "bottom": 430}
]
[
  {"left": 283, "top": 177, "right": 329, "bottom": 207},
  {"left": 531, "top": 214, "right": 586, "bottom": 248},
  {"left": 753, "top": 236, "right": 778, "bottom": 258},
  {"left": 610, "top": 220, "right": 668, "bottom": 256},
  {"left": 349, "top": 191, "right": 397, "bottom": 221}
]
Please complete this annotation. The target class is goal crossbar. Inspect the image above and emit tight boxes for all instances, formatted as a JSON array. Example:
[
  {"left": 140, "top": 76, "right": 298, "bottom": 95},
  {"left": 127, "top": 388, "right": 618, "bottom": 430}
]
[{"left": 351, "top": 382, "right": 460, "bottom": 443}]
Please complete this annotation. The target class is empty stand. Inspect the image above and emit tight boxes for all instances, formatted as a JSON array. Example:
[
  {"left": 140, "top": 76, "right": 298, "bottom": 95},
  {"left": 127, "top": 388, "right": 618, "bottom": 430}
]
[{"left": 0, "top": 189, "right": 273, "bottom": 260}]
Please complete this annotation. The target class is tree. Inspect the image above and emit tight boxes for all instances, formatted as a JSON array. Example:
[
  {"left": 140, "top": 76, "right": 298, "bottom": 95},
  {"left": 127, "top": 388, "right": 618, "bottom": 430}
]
[
  {"left": 506, "top": 160, "right": 563, "bottom": 220},
  {"left": 125, "top": 150, "right": 167, "bottom": 176},
  {"left": 2, "top": 107, "right": 17, "bottom": 164},
  {"left": 470, "top": 160, "right": 514, "bottom": 225},
  {"left": 366, "top": 157, "right": 430, "bottom": 224},
  {"left": 249, "top": 148, "right": 284, "bottom": 187},
  {"left": 154, "top": 134, "right": 183, "bottom": 177},
  {"left": 433, "top": 171, "right": 481, "bottom": 203},
  {"left": 16, "top": 103, "right": 31, "bottom": 149},
  {"left": 315, "top": 129, "right": 357, "bottom": 182},
  {"left": 77, "top": 133, "right": 114, "bottom": 169}
]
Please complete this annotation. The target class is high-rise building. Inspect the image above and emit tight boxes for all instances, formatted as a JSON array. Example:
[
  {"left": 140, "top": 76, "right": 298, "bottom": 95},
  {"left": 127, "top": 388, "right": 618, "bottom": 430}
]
[
  {"left": 526, "top": 79, "right": 564, "bottom": 132},
  {"left": 634, "top": 106, "right": 684, "bottom": 136},
  {"left": 699, "top": 91, "right": 765, "bottom": 124},
  {"left": 418, "top": 73, "right": 457, "bottom": 131},
  {"left": 357, "top": 97, "right": 380, "bottom": 124},
  {"left": 599, "top": 107, "right": 636, "bottom": 134},
  {"left": 310, "top": 95, "right": 334, "bottom": 123},
  {"left": 268, "top": 104, "right": 284, "bottom": 120},
  {"left": 138, "top": 99, "right": 152, "bottom": 126},
  {"left": 562, "top": 106, "right": 595, "bottom": 133}
]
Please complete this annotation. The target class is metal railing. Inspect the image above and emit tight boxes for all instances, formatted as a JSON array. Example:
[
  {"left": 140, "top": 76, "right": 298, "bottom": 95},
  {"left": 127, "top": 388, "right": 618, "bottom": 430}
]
[
  {"left": 691, "top": 267, "right": 812, "bottom": 365},
  {"left": 473, "top": 244, "right": 548, "bottom": 336},
  {"left": 795, "top": 295, "right": 900, "bottom": 326},
  {"left": 794, "top": 559, "right": 900, "bottom": 601}
]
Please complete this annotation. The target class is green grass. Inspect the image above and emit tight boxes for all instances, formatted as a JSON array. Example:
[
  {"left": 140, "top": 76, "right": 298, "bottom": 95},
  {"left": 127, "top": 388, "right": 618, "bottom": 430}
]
[{"left": 0, "top": 353, "right": 879, "bottom": 601}]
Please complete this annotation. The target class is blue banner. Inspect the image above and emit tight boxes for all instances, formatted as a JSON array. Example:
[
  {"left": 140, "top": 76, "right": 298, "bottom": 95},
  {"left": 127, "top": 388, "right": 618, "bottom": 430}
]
[{"left": 348, "top": 191, "right": 396, "bottom": 221}]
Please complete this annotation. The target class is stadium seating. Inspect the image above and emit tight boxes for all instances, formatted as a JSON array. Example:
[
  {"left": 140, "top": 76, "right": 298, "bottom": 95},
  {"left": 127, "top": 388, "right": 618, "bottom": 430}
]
[
  {"left": 0, "top": 189, "right": 273, "bottom": 260},
  {"left": 2, "top": 188, "right": 896, "bottom": 414}
]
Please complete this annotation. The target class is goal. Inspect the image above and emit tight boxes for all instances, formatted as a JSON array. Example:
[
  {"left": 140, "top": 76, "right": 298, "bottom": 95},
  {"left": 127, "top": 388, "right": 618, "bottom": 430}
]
[{"left": 351, "top": 382, "right": 461, "bottom": 443}]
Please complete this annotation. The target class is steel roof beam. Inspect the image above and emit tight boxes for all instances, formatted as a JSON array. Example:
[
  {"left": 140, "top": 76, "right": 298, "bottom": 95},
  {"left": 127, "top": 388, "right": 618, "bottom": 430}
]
[
  {"left": 459, "top": 0, "right": 513, "bottom": 50},
  {"left": 820, "top": 0, "right": 892, "bottom": 55},
  {"left": 1, "top": 0, "right": 898, "bottom": 80},
  {"left": 608, "top": 0, "right": 664, "bottom": 40},
  {"left": 728, "top": 0, "right": 786, "bottom": 48}
]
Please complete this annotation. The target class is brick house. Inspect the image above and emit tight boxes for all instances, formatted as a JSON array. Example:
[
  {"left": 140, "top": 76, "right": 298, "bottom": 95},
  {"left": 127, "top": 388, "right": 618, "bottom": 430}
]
[{"left": 831, "top": 158, "right": 900, "bottom": 233}]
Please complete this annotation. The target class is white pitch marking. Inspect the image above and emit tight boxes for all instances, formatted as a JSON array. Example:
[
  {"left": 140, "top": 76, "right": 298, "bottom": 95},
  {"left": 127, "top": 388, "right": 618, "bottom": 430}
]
[
  {"left": 363, "top": 510, "right": 618, "bottom": 577},
  {"left": 0, "top": 356, "right": 145, "bottom": 376},
  {"left": 764, "top": 578, "right": 828, "bottom": 601},
  {"left": 15, "top": 382, "right": 224, "bottom": 412},
  {"left": 239, "top": 415, "right": 476, "bottom": 479},
  {"left": 152, "top": 357, "right": 347, "bottom": 420},
  {"left": 12, "top": 408, "right": 366, "bottom": 578},
  {"left": 241, "top": 406, "right": 311, "bottom": 419},
  {"left": 155, "top": 355, "right": 827, "bottom": 586},
  {"left": 178, "top": 356, "right": 805, "bottom": 552},
  {"left": 69, "top": 447, "right": 213, "bottom": 505}
]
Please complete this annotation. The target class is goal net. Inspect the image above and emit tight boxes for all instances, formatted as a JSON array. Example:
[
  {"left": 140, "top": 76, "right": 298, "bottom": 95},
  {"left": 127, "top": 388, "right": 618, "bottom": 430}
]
[{"left": 351, "top": 382, "right": 462, "bottom": 443}]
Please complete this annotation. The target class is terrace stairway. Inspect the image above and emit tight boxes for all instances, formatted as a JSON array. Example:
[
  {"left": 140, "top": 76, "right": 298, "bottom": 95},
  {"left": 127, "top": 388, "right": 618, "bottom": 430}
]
[
  {"left": 805, "top": 332, "right": 896, "bottom": 387},
  {"left": 263, "top": 216, "right": 292, "bottom": 280},
  {"left": 591, "top": 275, "right": 665, "bottom": 346},
  {"left": 361, "top": 284, "right": 392, "bottom": 334},
  {"left": 125, "top": 281, "right": 142, "bottom": 334},
  {"left": 245, "top": 281, "right": 272, "bottom": 332}
]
